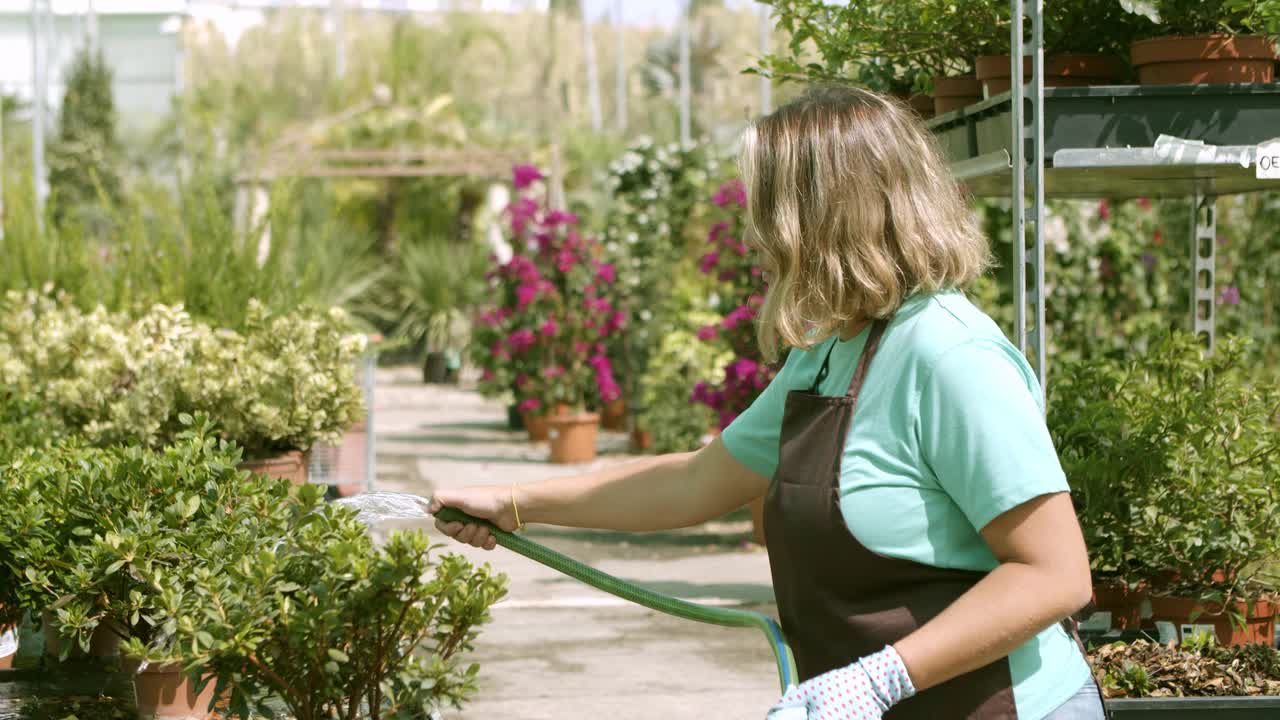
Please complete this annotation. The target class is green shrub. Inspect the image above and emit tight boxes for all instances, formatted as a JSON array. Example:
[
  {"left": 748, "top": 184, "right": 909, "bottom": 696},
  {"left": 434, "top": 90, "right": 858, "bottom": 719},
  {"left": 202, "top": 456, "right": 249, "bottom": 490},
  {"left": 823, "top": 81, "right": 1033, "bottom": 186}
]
[
  {"left": 153, "top": 506, "right": 507, "bottom": 720},
  {"left": 1049, "top": 332, "right": 1280, "bottom": 603}
]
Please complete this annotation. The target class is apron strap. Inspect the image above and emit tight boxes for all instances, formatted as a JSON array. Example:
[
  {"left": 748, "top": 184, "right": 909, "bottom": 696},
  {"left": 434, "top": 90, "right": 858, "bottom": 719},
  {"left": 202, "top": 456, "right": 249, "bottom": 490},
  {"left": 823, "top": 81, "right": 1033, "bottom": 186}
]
[{"left": 846, "top": 319, "right": 889, "bottom": 404}]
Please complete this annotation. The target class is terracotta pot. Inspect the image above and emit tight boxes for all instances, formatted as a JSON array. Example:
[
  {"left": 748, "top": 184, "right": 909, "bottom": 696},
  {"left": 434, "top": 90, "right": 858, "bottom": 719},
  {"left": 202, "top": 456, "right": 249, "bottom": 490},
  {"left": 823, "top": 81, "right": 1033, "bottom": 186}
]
[
  {"left": 1131, "top": 34, "right": 1277, "bottom": 85},
  {"left": 1147, "top": 595, "right": 1276, "bottom": 647},
  {"left": 629, "top": 428, "right": 653, "bottom": 453},
  {"left": 931, "top": 74, "right": 982, "bottom": 115},
  {"left": 130, "top": 662, "right": 217, "bottom": 720},
  {"left": 42, "top": 614, "right": 123, "bottom": 660},
  {"left": 523, "top": 412, "right": 550, "bottom": 442},
  {"left": 547, "top": 412, "right": 600, "bottom": 464},
  {"left": 1089, "top": 581, "right": 1148, "bottom": 631},
  {"left": 601, "top": 398, "right": 628, "bottom": 431},
  {"left": 975, "top": 53, "right": 1125, "bottom": 97},
  {"left": 239, "top": 451, "right": 308, "bottom": 486},
  {"left": 332, "top": 422, "right": 368, "bottom": 498}
]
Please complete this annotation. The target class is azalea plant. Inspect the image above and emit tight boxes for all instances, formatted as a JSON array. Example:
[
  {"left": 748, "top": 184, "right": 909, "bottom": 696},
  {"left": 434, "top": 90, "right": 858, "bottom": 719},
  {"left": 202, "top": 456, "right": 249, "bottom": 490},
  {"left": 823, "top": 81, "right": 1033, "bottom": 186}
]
[
  {"left": 473, "top": 165, "right": 624, "bottom": 418},
  {"left": 690, "top": 180, "right": 775, "bottom": 430}
]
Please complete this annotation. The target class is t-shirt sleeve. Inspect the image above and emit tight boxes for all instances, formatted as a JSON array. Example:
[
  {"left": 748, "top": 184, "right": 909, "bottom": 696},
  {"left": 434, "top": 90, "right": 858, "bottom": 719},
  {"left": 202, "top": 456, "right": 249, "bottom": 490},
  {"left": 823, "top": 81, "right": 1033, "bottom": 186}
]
[
  {"left": 719, "top": 348, "right": 802, "bottom": 479},
  {"left": 916, "top": 340, "right": 1069, "bottom": 532}
]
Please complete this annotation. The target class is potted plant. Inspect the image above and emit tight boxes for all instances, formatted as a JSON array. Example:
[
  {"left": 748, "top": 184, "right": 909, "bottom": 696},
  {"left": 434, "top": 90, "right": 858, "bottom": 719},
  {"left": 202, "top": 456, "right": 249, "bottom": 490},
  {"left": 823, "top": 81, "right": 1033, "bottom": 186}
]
[
  {"left": 159, "top": 503, "right": 508, "bottom": 720},
  {"left": 1122, "top": 0, "right": 1280, "bottom": 85},
  {"left": 385, "top": 237, "right": 488, "bottom": 386},
  {"left": 1050, "top": 332, "right": 1280, "bottom": 647}
]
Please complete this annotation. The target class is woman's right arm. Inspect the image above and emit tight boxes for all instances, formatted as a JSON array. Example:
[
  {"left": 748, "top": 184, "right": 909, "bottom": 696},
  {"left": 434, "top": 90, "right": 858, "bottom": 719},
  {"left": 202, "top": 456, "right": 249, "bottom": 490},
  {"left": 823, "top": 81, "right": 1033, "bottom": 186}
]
[{"left": 429, "top": 437, "right": 768, "bottom": 550}]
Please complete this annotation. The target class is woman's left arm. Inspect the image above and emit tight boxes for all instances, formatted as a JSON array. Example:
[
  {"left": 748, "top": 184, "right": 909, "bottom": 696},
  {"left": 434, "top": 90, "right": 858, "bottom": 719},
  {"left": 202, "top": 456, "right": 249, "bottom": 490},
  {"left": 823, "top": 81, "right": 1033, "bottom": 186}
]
[{"left": 893, "top": 491, "right": 1093, "bottom": 690}]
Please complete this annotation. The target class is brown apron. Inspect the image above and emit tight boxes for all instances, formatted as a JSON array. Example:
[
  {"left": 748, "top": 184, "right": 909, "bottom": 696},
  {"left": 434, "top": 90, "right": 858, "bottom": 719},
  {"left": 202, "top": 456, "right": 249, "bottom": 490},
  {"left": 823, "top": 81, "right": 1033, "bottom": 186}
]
[{"left": 763, "top": 319, "right": 1018, "bottom": 718}]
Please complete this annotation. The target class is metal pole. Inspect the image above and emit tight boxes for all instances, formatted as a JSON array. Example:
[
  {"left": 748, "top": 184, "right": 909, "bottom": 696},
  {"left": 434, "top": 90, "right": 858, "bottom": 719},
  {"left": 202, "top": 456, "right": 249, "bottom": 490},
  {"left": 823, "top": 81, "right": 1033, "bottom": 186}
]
[
  {"left": 614, "top": 0, "right": 626, "bottom": 131},
  {"left": 333, "top": 0, "right": 346, "bottom": 81},
  {"left": 31, "top": 0, "right": 48, "bottom": 225},
  {"left": 583, "top": 5, "right": 602, "bottom": 132},
  {"left": 86, "top": 0, "right": 98, "bottom": 51},
  {"left": 678, "top": 0, "right": 691, "bottom": 145},
  {"left": 1191, "top": 194, "right": 1217, "bottom": 352},
  {"left": 759, "top": 2, "right": 771, "bottom": 114},
  {"left": 1011, "top": 0, "right": 1047, "bottom": 397}
]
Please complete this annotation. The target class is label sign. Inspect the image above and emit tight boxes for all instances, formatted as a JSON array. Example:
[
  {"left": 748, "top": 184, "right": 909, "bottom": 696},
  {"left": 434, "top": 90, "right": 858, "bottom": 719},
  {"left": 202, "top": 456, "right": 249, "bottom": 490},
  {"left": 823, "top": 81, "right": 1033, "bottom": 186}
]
[{"left": 1258, "top": 142, "right": 1280, "bottom": 179}]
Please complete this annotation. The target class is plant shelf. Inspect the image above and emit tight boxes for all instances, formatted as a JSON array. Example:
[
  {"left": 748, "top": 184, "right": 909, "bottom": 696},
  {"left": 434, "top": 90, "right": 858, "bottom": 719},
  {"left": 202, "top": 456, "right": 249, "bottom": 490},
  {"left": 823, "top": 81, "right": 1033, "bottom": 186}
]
[
  {"left": 927, "top": 84, "right": 1280, "bottom": 199},
  {"left": 1107, "top": 696, "right": 1280, "bottom": 718}
]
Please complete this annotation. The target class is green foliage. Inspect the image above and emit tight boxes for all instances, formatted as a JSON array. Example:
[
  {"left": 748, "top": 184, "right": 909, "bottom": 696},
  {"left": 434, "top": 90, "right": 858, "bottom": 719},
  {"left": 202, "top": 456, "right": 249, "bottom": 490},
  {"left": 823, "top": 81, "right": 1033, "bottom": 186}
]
[
  {"left": 1121, "top": 0, "right": 1280, "bottom": 37},
  {"left": 382, "top": 237, "right": 489, "bottom": 354},
  {"left": 48, "top": 48, "right": 121, "bottom": 225},
  {"left": 637, "top": 322, "right": 725, "bottom": 454},
  {"left": 1049, "top": 332, "right": 1280, "bottom": 603},
  {"left": 0, "top": 292, "right": 367, "bottom": 457},
  {"left": 160, "top": 507, "right": 507, "bottom": 720}
]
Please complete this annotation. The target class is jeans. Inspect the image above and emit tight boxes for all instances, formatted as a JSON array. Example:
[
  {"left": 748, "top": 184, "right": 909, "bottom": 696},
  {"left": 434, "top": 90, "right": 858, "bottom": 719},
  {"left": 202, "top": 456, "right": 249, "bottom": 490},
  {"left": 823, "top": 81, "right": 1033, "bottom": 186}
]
[{"left": 1043, "top": 680, "right": 1107, "bottom": 720}]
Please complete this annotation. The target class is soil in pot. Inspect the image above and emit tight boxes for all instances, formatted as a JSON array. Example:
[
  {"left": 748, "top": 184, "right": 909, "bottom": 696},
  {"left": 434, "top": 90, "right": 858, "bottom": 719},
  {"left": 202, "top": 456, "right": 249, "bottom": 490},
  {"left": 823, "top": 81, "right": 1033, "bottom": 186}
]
[
  {"left": 239, "top": 451, "right": 308, "bottom": 486},
  {"left": 422, "top": 352, "right": 448, "bottom": 384},
  {"left": 1131, "top": 34, "right": 1277, "bottom": 85},
  {"left": 129, "top": 661, "right": 218, "bottom": 720},
  {"left": 601, "top": 399, "right": 627, "bottom": 432},
  {"left": 975, "top": 53, "right": 1125, "bottom": 97},
  {"left": 1147, "top": 595, "right": 1276, "bottom": 647},
  {"left": 1089, "top": 639, "right": 1280, "bottom": 698},
  {"left": 931, "top": 74, "right": 982, "bottom": 115},
  {"left": 547, "top": 412, "right": 600, "bottom": 464}
]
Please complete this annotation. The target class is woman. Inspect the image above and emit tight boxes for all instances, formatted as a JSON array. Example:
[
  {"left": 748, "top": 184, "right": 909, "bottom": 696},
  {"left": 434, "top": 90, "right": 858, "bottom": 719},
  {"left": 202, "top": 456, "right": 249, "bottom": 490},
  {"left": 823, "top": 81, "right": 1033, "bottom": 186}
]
[{"left": 430, "top": 86, "right": 1104, "bottom": 719}]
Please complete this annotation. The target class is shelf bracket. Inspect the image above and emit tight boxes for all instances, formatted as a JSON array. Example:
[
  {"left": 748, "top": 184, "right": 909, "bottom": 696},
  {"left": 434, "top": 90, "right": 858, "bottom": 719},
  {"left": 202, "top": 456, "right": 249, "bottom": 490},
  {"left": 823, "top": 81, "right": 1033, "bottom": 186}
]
[
  {"left": 1011, "top": 0, "right": 1047, "bottom": 399},
  {"left": 1190, "top": 193, "right": 1217, "bottom": 353}
]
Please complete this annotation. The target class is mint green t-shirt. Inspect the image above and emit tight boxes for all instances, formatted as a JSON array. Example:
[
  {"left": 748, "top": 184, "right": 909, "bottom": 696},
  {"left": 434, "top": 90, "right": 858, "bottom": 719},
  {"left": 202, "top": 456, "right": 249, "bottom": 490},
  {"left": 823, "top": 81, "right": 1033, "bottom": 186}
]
[{"left": 722, "top": 290, "right": 1089, "bottom": 720}]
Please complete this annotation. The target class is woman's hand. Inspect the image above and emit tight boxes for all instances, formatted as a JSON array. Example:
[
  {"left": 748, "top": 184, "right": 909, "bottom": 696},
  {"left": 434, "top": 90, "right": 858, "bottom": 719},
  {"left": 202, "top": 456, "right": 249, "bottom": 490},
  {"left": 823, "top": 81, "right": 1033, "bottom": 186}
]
[
  {"left": 766, "top": 646, "right": 916, "bottom": 720},
  {"left": 429, "top": 485, "right": 519, "bottom": 551}
]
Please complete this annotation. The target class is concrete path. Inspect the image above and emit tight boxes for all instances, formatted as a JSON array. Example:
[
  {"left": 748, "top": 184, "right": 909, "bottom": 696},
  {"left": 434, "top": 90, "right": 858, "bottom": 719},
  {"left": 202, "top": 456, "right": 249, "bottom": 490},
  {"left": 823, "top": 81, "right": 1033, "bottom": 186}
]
[{"left": 370, "top": 368, "right": 781, "bottom": 720}]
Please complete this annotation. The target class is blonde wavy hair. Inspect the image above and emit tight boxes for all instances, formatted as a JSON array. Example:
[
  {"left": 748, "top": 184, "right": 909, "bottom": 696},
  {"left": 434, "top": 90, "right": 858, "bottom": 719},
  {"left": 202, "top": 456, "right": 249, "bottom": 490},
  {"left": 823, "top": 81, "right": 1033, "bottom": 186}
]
[{"left": 740, "top": 85, "right": 990, "bottom": 360}]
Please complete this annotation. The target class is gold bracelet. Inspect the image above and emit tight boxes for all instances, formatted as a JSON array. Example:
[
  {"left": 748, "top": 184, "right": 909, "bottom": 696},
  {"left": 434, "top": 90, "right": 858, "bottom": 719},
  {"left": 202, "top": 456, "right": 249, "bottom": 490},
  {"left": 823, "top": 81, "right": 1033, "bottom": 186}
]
[{"left": 510, "top": 485, "right": 524, "bottom": 532}]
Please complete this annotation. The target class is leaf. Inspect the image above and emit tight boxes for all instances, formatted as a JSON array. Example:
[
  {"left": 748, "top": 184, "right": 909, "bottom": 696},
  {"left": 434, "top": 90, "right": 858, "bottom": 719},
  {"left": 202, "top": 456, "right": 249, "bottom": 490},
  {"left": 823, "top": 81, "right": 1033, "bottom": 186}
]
[
  {"left": 327, "top": 648, "right": 349, "bottom": 663},
  {"left": 182, "top": 495, "right": 201, "bottom": 518}
]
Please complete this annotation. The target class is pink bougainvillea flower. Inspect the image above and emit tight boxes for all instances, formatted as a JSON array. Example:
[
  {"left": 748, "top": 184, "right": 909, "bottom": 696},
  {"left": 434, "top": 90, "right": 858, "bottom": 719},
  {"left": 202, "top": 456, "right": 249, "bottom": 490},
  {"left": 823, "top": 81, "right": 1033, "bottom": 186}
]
[
  {"left": 515, "top": 373, "right": 530, "bottom": 388},
  {"left": 698, "top": 251, "right": 720, "bottom": 274},
  {"left": 543, "top": 365, "right": 566, "bottom": 378},
  {"left": 480, "top": 368, "right": 495, "bottom": 381},
  {"left": 516, "top": 283, "right": 540, "bottom": 310},
  {"left": 729, "top": 357, "right": 759, "bottom": 380},
  {"left": 708, "top": 221, "right": 732, "bottom": 243},
  {"left": 696, "top": 325, "right": 719, "bottom": 341},
  {"left": 518, "top": 397, "right": 541, "bottom": 413},
  {"left": 545, "top": 209, "right": 579, "bottom": 227},
  {"left": 1219, "top": 286, "right": 1240, "bottom": 305},
  {"left": 1098, "top": 199, "right": 1111, "bottom": 221},
  {"left": 508, "top": 328, "right": 536, "bottom": 353},
  {"left": 712, "top": 179, "right": 747, "bottom": 208},
  {"left": 508, "top": 196, "right": 540, "bottom": 235},
  {"left": 595, "top": 262, "right": 617, "bottom": 284},
  {"left": 573, "top": 340, "right": 591, "bottom": 356},
  {"left": 1136, "top": 197, "right": 1151, "bottom": 210},
  {"left": 540, "top": 318, "right": 560, "bottom": 337},
  {"left": 512, "top": 164, "right": 545, "bottom": 190},
  {"left": 556, "top": 249, "right": 577, "bottom": 274}
]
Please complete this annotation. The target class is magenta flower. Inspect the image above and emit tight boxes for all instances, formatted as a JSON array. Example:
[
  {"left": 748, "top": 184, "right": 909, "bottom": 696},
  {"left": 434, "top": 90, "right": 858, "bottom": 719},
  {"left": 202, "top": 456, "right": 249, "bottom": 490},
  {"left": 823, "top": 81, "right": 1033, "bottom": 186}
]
[
  {"left": 712, "top": 179, "right": 747, "bottom": 208},
  {"left": 516, "top": 282, "right": 541, "bottom": 310},
  {"left": 573, "top": 340, "right": 591, "bottom": 356},
  {"left": 556, "top": 248, "right": 577, "bottom": 274},
  {"left": 540, "top": 318, "right": 560, "bottom": 337},
  {"left": 543, "top": 365, "right": 566, "bottom": 378},
  {"left": 480, "top": 368, "right": 495, "bottom": 381},
  {"left": 1098, "top": 200, "right": 1111, "bottom": 221},
  {"left": 696, "top": 325, "right": 719, "bottom": 341},
  {"left": 545, "top": 209, "right": 579, "bottom": 227},
  {"left": 508, "top": 196, "right": 540, "bottom": 234},
  {"left": 1219, "top": 286, "right": 1241, "bottom": 305},
  {"left": 518, "top": 397, "right": 542, "bottom": 413},
  {"left": 508, "top": 329, "right": 536, "bottom": 353},
  {"left": 708, "top": 221, "right": 732, "bottom": 243},
  {"left": 698, "top": 251, "right": 720, "bottom": 274},
  {"left": 729, "top": 357, "right": 759, "bottom": 380},
  {"left": 515, "top": 373, "right": 530, "bottom": 388},
  {"left": 595, "top": 263, "right": 617, "bottom": 284},
  {"left": 513, "top": 164, "right": 545, "bottom": 190}
]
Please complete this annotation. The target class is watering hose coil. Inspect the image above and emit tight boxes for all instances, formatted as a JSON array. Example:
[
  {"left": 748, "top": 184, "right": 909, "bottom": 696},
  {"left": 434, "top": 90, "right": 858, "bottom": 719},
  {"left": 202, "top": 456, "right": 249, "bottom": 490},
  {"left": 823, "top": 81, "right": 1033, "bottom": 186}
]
[{"left": 432, "top": 506, "right": 798, "bottom": 692}]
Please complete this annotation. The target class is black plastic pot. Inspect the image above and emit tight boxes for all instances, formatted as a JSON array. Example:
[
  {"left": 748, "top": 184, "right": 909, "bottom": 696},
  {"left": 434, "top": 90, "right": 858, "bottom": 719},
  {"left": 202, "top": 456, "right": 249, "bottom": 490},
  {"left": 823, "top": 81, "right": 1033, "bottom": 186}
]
[
  {"left": 1107, "top": 697, "right": 1280, "bottom": 718},
  {"left": 423, "top": 352, "right": 448, "bottom": 384},
  {"left": 507, "top": 404, "right": 524, "bottom": 431}
]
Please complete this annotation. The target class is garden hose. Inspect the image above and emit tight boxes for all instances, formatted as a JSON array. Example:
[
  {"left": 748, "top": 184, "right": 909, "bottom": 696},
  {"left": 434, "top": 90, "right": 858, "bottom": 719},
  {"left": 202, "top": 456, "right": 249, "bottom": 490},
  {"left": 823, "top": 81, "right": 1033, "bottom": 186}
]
[{"left": 431, "top": 506, "right": 798, "bottom": 693}]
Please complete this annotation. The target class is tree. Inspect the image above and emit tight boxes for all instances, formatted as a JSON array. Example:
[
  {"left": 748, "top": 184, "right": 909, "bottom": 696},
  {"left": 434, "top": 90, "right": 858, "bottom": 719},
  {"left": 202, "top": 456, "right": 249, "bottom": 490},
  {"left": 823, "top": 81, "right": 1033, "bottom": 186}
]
[{"left": 48, "top": 48, "right": 121, "bottom": 223}]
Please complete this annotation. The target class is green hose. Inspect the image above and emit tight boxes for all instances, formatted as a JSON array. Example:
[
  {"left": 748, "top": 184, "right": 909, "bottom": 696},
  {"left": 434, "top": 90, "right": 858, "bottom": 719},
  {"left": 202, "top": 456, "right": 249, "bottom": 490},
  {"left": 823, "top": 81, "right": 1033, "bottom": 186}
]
[{"left": 432, "top": 506, "right": 798, "bottom": 693}]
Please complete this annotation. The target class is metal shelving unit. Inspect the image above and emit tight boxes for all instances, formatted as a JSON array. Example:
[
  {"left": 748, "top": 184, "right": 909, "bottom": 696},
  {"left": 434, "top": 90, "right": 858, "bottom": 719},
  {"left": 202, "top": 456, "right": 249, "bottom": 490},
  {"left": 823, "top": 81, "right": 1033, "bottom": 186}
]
[{"left": 926, "top": 0, "right": 1280, "bottom": 393}]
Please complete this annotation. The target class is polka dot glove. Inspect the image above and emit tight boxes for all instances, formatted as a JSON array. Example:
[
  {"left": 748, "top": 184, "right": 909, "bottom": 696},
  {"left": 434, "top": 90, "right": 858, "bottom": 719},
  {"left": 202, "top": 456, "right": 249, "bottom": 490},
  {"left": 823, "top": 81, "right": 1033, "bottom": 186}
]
[{"left": 766, "top": 645, "right": 917, "bottom": 720}]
